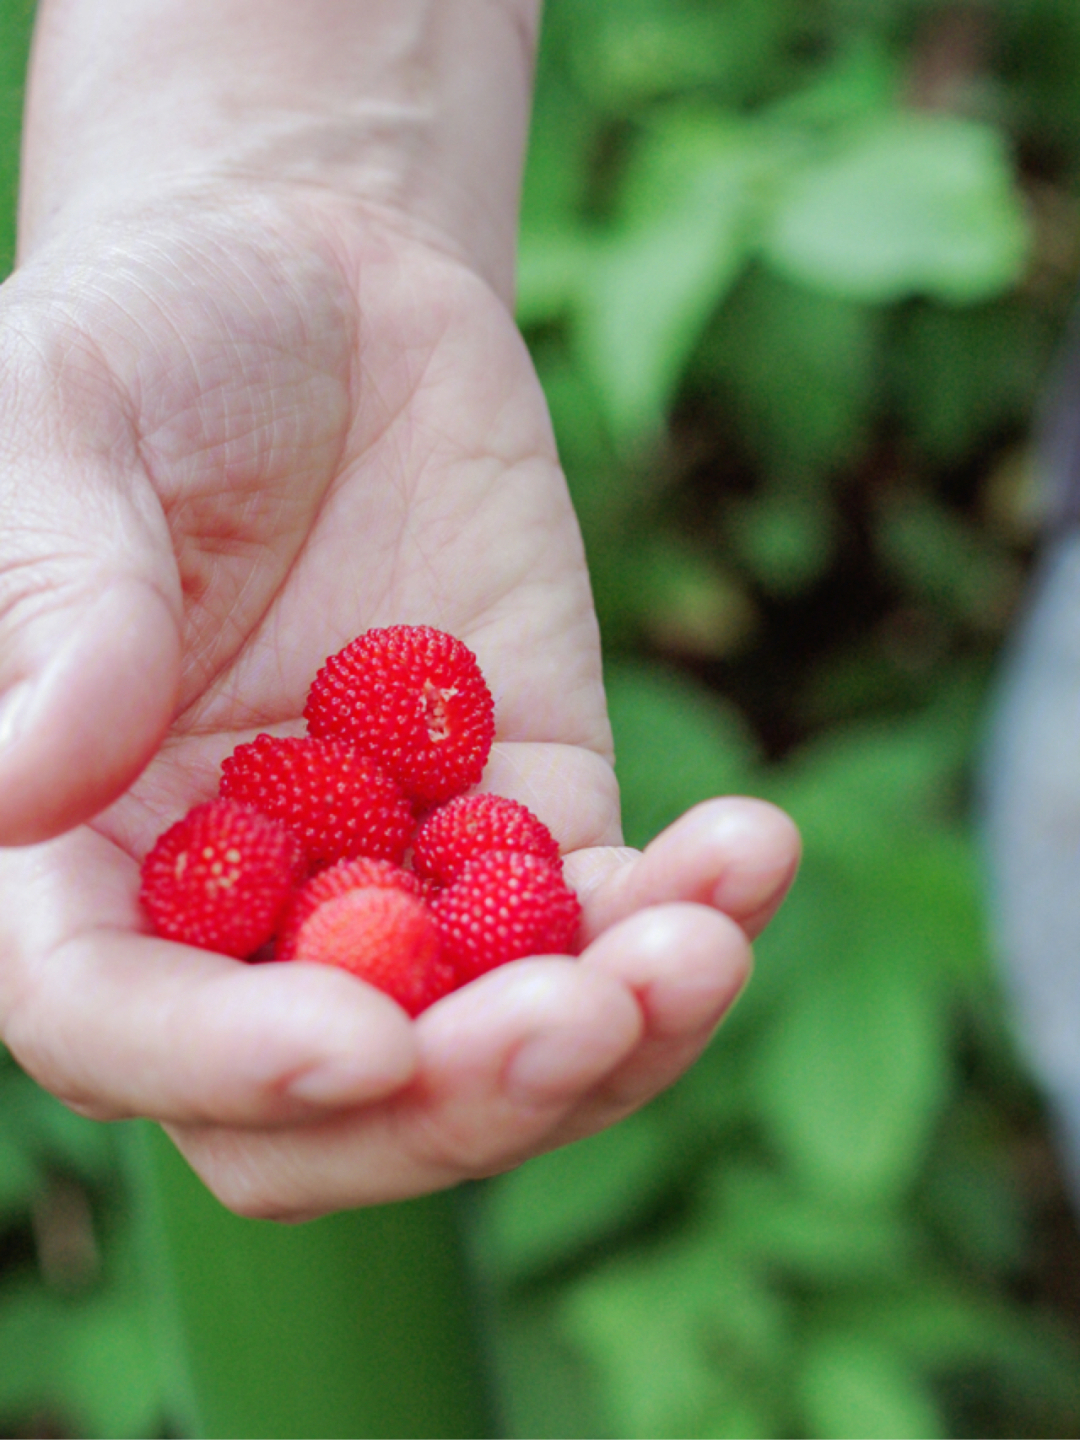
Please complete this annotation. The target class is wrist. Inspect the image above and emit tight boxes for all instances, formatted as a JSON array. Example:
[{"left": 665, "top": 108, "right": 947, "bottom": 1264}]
[{"left": 20, "top": 0, "right": 541, "bottom": 301}]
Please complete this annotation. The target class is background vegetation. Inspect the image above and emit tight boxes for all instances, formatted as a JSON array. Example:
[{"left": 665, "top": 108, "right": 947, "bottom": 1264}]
[{"left": 3, "top": 0, "right": 1080, "bottom": 1436}]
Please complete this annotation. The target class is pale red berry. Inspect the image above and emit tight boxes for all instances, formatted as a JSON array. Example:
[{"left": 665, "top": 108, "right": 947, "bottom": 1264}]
[
  {"left": 290, "top": 886, "right": 456, "bottom": 1016},
  {"left": 275, "top": 857, "right": 423, "bottom": 962}
]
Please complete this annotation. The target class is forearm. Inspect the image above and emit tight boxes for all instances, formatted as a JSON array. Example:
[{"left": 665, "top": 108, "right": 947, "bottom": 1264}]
[{"left": 20, "top": 0, "right": 541, "bottom": 298}]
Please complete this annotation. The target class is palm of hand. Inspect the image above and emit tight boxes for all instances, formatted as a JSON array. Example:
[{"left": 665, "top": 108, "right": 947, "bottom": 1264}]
[
  {"left": 80, "top": 201, "right": 614, "bottom": 853},
  {"left": 0, "top": 197, "right": 797, "bottom": 1216}
]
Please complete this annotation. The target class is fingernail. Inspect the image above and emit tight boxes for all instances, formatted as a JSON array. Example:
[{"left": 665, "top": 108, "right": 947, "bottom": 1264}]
[
  {"left": 711, "top": 855, "right": 795, "bottom": 918},
  {"left": 286, "top": 1062, "right": 376, "bottom": 1107},
  {"left": 285, "top": 1036, "right": 415, "bottom": 1107},
  {"left": 0, "top": 681, "right": 32, "bottom": 748},
  {"left": 504, "top": 1027, "right": 603, "bottom": 1104}
]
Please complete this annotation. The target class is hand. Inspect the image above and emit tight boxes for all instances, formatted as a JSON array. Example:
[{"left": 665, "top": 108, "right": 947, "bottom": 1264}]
[{"left": 0, "top": 190, "right": 798, "bottom": 1216}]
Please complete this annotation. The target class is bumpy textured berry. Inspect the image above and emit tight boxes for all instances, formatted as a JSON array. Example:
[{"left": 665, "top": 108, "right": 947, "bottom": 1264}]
[
  {"left": 219, "top": 733, "right": 414, "bottom": 870},
  {"left": 413, "top": 793, "right": 562, "bottom": 886},
  {"left": 275, "top": 857, "right": 422, "bottom": 962},
  {"left": 304, "top": 625, "right": 495, "bottom": 805},
  {"left": 290, "top": 886, "right": 456, "bottom": 1016},
  {"left": 140, "top": 799, "right": 302, "bottom": 958},
  {"left": 431, "top": 849, "right": 581, "bottom": 982}
]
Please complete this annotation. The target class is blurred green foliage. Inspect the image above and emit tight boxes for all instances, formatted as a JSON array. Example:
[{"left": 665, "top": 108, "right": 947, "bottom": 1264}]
[
  {"left": 0, "top": 1050, "right": 169, "bottom": 1437},
  {"left": 4, "top": 0, "right": 1080, "bottom": 1437},
  {"left": 473, "top": 1, "right": 1080, "bottom": 1438},
  {"left": 0, "top": 0, "right": 29, "bottom": 273}
]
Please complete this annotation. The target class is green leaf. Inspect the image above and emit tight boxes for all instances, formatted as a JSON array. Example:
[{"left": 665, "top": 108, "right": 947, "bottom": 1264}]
[
  {"left": 0, "top": 1131, "right": 41, "bottom": 1222},
  {"left": 705, "top": 266, "right": 883, "bottom": 480},
  {"left": 726, "top": 487, "right": 838, "bottom": 594},
  {"left": 605, "top": 659, "right": 758, "bottom": 848},
  {"left": 562, "top": 1235, "right": 790, "bottom": 1439},
  {"left": 517, "top": 227, "right": 594, "bottom": 330},
  {"left": 798, "top": 1330, "right": 945, "bottom": 1439},
  {"left": 762, "top": 35, "right": 898, "bottom": 132},
  {"left": 751, "top": 940, "right": 950, "bottom": 1204},
  {"left": 706, "top": 1163, "right": 917, "bottom": 1283},
  {"left": 64, "top": 1294, "right": 168, "bottom": 1440},
  {"left": 0, "top": 1280, "right": 166, "bottom": 1440},
  {"left": 762, "top": 113, "right": 1030, "bottom": 303},
  {"left": 568, "top": 1286, "right": 724, "bottom": 1440},
  {"left": 519, "top": 67, "right": 598, "bottom": 236},
  {"left": 1, "top": 1062, "right": 116, "bottom": 1183},
  {"left": 578, "top": 111, "right": 770, "bottom": 439},
  {"left": 873, "top": 490, "right": 1022, "bottom": 633},
  {"left": 892, "top": 300, "right": 1051, "bottom": 465},
  {"left": 0, "top": 1282, "right": 67, "bottom": 1420},
  {"left": 0, "top": 0, "right": 33, "bottom": 278},
  {"left": 567, "top": 0, "right": 805, "bottom": 112},
  {"left": 636, "top": 533, "right": 758, "bottom": 658},
  {"left": 476, "top": 1110, "right": 674, "bottom": 1283},
  {"left": 835, "top": 1279, "right": 1080, "bottom": 1414},
  {"left": 768, "top": 706, "right": 978, "bottom": 861},
  {"left": 481, "top": 1289, "right": 608, "bottom": 1440},
  {"left": 921, "top": 1105, "right": 1027, "bottom": 1272}
]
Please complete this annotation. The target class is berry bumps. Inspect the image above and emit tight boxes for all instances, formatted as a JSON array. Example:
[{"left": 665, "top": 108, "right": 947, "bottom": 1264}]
[
  {"left": 304, "top": 625, "right": 495, "bottom": 805},
  {"left": 139, "top": 799, "right": 302, "bottom": 958},
  {"left": 139, "top": 625, "right": 580, "bottom": 1014},
  {"left": 220, "top": 733, "right": 413, "bottom": 871}
]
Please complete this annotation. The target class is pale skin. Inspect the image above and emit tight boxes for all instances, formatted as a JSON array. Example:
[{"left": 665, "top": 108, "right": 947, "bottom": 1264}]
[{"left": 0, "top": 0, "right": 800, "bottom": 1220}]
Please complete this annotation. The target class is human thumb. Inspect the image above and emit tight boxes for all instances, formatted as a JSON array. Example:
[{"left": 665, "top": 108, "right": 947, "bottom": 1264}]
[{"left": 0, "top": 346, "right": 182, "bottom": 844}]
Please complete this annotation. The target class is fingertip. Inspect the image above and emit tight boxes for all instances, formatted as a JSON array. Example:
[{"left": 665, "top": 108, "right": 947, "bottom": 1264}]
[
  {"left": 417, "top": 958, "right": 643, "bottom": 1106},
  {"left": 168, "top": 956, "right": 421, "bottom": 1121},
  {"left": 0, "top": 579, "right": 181, "bottom": 844},
  {"left": 7, "top": 932, "right": 420, "bottom": 1127},
  {"left": 582, "top": 902, "right": 752, "bottom": 1040},
  {"left": 633, "top": 796, "right": 801, "bottom": 934},
  {"left": 277, "top": 965, "right": 420, "bottom": 1108},
  {"left": 572, "top": 796, "right": 800, "bottom": 943},
  {"left": 694, "top": 798, "right": 801, "bottom": 936}
]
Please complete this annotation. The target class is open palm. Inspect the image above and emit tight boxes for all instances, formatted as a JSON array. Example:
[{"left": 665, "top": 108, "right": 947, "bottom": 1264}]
[{"left": 0, "top": 193, "right": 798, "bottom": 1217}]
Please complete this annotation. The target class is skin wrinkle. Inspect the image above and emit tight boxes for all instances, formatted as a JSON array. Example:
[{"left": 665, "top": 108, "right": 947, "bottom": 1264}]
[
  {"left": 481, "top": 743, "right": 619, "bottom": 851},
  {"left": 212, "top": 13, "right": 530, "bottom": 307},
  {"left": 0, "top": 0, "right": 803, "bottom": 1212},
  {"left": 11, "top": 922, "right": 375, "bottom": 1127},
  {"left": 91, "top": 221, "right": 354, "bottom": 714},
  {"left": 174, "top": 992, "right": 641, "bottom": 1213},
  {"left": 21, "top": 4, "right": 541, "bottom": 293},
  {"left": 0, "top": 304, "right": 148, "bottom": 514},
  {"left": 58, "top": 199, "right": 349, "bottom": 406},
  {"left": 346, "top": 261, "right": 451, "bottom": 468},
  {"left": 230, "top": 1015, "right": 607, "bottom": 1206},
  {"left": 262, "top": 249, "right": 535, "bottom": 654}
]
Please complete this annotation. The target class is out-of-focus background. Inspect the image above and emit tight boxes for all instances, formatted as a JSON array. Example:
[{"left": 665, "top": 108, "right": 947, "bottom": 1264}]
[{"left": 4, "top": 0, "right": 1080, "bottom": 1436}]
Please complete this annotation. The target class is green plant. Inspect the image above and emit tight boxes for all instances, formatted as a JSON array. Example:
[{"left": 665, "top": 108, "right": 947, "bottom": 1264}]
[
  {"left": 467, "top": 2, "right": 1080, "bottom": 1436},
  {"left": 5, "top": 2, "right": 1080, "bottom": 1436}
]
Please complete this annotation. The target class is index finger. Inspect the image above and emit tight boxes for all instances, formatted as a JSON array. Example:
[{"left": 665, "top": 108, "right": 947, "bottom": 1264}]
[{"left": 0, "top": 828, "right": 417, "bottom": 1125}]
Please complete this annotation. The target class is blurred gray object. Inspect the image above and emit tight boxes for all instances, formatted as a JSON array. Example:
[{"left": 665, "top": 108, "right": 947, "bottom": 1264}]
[{"left": 984, "top": 319, "right": 1080, "bottom": 1205}]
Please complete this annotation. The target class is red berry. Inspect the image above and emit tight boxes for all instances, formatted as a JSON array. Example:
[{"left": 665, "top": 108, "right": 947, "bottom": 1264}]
[
  {"left": 290, "top": 886, "right": 456, "bottom": 1016},
  {"left": 430, "top": 850, "right": 581, "bottom": 983},
  {"left": 219, "top": 733, "right": 414, "bottom": 870},
  {"left": 304, "top": 625, "right": 495, "bottom": 805},
  {"left": 413, "top": 793, "right": 562, "bottom": 886},
  {"left": 140, "top": 800, "right": 302, "bottom": 958},
  {"left": 275, "top": 857, "right": 423, "bottom": 962}
]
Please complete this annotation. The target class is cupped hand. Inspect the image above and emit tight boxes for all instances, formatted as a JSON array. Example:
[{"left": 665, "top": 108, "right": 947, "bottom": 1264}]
[{"left": 0, "top": 190, "right": 799, "bottom": 1216}]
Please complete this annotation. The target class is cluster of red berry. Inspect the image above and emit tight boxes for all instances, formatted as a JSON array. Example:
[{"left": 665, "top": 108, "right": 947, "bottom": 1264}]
[{"left": 139, "top": 626, "right": 581, "bottom": 1014}]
